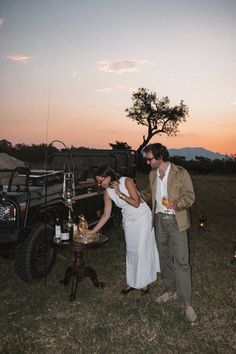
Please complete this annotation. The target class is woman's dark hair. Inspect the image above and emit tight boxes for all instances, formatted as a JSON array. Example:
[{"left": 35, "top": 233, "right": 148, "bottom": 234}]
[
  {"left": 143, "top": 143, "right": 170, "bottom": 162},
  {"left": 95, "top": 165, "right": 120, "bottom": 183}
]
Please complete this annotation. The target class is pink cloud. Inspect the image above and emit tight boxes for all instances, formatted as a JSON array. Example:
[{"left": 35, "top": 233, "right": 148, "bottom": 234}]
[
  {"left": 98, "top": 60, "right": 147, "bottom": 74},
  {"left": 96, "top": 87, "right": 112, "bottom": 92}
]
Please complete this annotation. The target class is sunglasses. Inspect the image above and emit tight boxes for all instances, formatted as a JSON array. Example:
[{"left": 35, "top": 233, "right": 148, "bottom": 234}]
[
  {"left": 97, "top": 176, "right": 107, "bottom": 185},
  {"left": 146, "top": 157, "right": 155, "bottom": 162}
]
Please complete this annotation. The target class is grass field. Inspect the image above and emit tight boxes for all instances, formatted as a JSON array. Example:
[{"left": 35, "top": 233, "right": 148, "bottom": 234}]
[{"left": 0, "top": 174, "right": 236, "bottom": 354}]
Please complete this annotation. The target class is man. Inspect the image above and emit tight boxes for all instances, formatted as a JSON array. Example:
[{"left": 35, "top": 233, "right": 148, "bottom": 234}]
[{"left": 140, "top": 143, "right": 197, "bottom": 322}]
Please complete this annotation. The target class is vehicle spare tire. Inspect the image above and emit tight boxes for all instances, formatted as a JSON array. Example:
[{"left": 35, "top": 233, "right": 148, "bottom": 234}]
[{"left": 15, "top": 222, "right": 56, "bottom": 282}]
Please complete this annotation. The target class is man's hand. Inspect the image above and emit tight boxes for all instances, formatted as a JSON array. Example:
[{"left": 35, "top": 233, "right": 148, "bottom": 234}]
[{"left": 168, "top": 199, "right": 177, "bottom": 210}]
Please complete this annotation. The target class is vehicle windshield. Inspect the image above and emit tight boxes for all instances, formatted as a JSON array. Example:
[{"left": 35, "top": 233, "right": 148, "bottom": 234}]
[{"left": 0, "top": 168, "right": 63, "bottom": 192}]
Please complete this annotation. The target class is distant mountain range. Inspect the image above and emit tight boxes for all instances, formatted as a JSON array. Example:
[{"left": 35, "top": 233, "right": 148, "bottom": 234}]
[{"left": 169, "top": 147, "right": 227, "bottom": 161}]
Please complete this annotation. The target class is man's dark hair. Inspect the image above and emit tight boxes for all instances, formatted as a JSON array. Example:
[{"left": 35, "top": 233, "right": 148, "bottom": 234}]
[{"left": 143, "top": 143, "right": 170, "bottom": 162}]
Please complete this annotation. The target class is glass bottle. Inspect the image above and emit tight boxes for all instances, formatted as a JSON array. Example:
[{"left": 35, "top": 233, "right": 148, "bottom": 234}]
[
  {"left": 61, "top": 220, "right": 69, "bottom": 241},
  {"left": 66, "top": 209, "right": 74, "bottom": 241},
  {"left": 55, "top": 217, "right": 61, "bottom": 243}
]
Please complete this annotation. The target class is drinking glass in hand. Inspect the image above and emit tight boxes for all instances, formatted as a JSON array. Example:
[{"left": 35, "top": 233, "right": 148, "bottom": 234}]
[{"left": 162, "top": 196, "right": 169, "bottom": 208}]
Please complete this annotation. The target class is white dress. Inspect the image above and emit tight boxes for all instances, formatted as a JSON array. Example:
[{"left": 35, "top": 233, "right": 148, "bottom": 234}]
[{"left": 107, "top": 177, "right": 160, "bottom": 289}]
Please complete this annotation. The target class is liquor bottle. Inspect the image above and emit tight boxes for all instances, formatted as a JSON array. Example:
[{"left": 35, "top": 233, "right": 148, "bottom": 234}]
[{"left": 55, "top": 218, "right": 61, "bottom": 243}]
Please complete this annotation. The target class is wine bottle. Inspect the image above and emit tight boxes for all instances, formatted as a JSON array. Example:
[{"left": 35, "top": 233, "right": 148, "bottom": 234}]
[
  {"left": 66, "top": 210, "right": 74, "bottom": 241},
  {"left": 61, "top": 220, "right": 69, "bottom": 241},
  {"left": 55, "top": 218, "right": 61, "bottom": 243}
]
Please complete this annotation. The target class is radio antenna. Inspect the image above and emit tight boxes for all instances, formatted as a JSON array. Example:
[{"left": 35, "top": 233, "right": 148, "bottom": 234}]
[
  {"left": 44, "top": 90, "right": 51, "bottom": 170},
  {"left": 43, "top": 90, "right": 51, "bottom": 286}
]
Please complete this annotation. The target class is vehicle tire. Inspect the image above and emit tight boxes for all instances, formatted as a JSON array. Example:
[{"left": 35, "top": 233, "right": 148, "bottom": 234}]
[
  {"left": 14, "top": 223, "right": 56, "bottom": 282},
  {"left": 0, "top": 244, "right": 15, "bottom": 259}
]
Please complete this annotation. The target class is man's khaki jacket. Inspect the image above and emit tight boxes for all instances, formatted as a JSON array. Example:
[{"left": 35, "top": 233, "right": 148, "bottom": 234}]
[{"left": 140, "top": 163, "right": 195, "bottom": 232}]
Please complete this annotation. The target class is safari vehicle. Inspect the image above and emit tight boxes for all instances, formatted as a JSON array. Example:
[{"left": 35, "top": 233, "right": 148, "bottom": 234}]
[{"left": 0, "top": 149, "right": 136, "bottom": 282}]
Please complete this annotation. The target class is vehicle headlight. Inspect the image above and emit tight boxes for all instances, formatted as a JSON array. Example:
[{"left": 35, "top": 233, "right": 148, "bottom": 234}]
[{"left": 0, "top": 202, "right": 16, "bottom": 222}]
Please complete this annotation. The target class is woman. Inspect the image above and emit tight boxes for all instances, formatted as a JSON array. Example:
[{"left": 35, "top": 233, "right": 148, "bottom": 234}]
[{"left": 87, "top": 165, "right": 160, "bottom": 295}]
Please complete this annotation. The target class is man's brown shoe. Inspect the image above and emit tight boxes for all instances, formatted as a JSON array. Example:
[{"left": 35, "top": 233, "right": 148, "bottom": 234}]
[
  {"left": 155, "top": 291, "right": 177, "bottom": 304},
  {"left": 185, "top": 305, "right": 197, "bottom": 322}
]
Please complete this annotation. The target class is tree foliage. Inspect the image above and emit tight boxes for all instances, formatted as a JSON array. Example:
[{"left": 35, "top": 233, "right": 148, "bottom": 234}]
[
  {"left": 1, "top": 140, "right": 236, "bottom": 175},
  {"left": 109, "top": 141, "right": 131, "bottom": 150},
  {"left": 125, "top": 88, "right": 189, "bottom": 153},
  {"left": 0, "top": 141, "right": 57, "bottom": 164},
  {"left": 0, "top": 139, "right": 13, "bottom": 153}
]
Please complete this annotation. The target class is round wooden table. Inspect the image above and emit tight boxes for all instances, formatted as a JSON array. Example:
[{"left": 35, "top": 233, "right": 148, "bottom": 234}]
[{"left": 53, "top": 234, "right": 108, "bottom": 301}]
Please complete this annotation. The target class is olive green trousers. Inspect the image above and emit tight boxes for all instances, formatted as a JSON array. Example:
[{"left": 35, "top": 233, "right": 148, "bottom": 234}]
[{"left": 154, "top": 213, "right": 192, "bottom": 304}]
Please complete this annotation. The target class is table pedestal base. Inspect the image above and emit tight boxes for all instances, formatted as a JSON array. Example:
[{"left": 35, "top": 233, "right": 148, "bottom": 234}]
[{"left": 60, "top": 250, "right": 105, "bottom": 301}]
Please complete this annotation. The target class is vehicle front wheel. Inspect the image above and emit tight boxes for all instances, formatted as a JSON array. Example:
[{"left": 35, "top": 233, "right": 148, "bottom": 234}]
[{"left": 15, "top": 223, "right": 56, "bottom": 282}]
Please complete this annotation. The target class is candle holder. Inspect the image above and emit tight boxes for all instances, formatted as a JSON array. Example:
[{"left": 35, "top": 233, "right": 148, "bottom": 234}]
[
  {"left": 63, "top": 170, "right": 75, "bottom": 210},
  {"left": 230, "top": 245, "right": 236, "bottom": 265},
  {"left": 198, "top": 216, "right": 207, "bottom": 230}
]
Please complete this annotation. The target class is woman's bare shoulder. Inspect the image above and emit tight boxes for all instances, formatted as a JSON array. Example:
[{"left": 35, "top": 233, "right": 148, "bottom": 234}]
[{"left": 124, "top": 176, "right": 134, "bottom": 184}]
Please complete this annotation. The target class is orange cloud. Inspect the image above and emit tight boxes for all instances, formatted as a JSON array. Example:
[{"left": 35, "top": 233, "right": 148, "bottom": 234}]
[{"left": 7, "top": 54, "right": 31, "bottom": 64}]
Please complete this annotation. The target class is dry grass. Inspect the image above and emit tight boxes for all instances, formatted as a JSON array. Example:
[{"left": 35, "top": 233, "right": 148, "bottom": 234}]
[{"left": 0, "top": 174, "right": 236, "bottom": 354}]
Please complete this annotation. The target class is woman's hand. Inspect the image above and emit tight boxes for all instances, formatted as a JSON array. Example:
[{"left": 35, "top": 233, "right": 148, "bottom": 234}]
[
  {"left": 86, "top": 229, "right": 96, "bottom": 236},
  {"left": 110, "top": 181, "right": 121, "bottom": 196}
]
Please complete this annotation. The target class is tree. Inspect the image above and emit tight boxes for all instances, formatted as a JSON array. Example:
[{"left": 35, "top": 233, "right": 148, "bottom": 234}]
[
  {"left": 0, "top": 139, "right": 13, "bottom": 153},
  {"left": 109, "top": 141, "right": 131, "bottom": 150},
  {"left": 125, "top": 88, "right": 189, "bottom": 154}
]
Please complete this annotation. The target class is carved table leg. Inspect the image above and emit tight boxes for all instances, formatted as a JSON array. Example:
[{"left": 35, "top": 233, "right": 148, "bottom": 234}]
[
  {"left": 60, "top": 266, "right": 73, "bottom": 286},
  {"left": 83, "top": 266, "right": 105, "bottom": 288},
  {"left": 67, "top": 251, "right": 83, "bottom": 301},
  {"left": 70, "top": 276, "right": 78, "bottom": 301}
]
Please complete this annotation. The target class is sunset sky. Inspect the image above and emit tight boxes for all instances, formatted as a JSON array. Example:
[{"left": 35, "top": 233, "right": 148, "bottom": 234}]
[{"left": 0, "top": 0, "right": 236, "bottom": 155}]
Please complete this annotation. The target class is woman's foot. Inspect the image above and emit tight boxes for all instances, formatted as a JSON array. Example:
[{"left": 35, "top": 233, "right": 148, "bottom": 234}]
[
  {"left": 120, "top": 286, "right": 135, "bottom": 295},
  {"left": 140, "top": 285, "right": 149, "bottom": 295}
]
